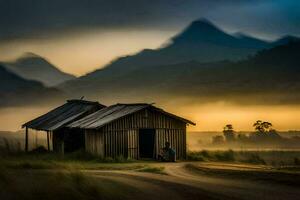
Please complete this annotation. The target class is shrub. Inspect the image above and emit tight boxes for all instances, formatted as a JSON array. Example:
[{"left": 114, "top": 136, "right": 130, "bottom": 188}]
[
  {"left": 96, "top": 155, "right": 135, "bottom": 163},
  {"left": 65, "top": 150, "right": 97, "bottom": 161},
  {"left": 187, "top": 152, "right": 206, "bottom": 161},
  {"left": 214, "top": 150, "right": 235, "bottom": 161},
  {"left": 294, "top": 157, "right": 300, "bottom": 165},
  {"left": 200, "top": 150, "right": 211, "bottom": 158},
  {"left": 30, "top": 146, "right": 48, "bottom": 153},
  {"left": 187, "top": 150, "right": 236, "bottom": 161},
  {"left": 245, "top": 153, "right": 265, "bottom": 164},
  {"left": 9, "top": 160, "right": 62, "bottom": 169}
]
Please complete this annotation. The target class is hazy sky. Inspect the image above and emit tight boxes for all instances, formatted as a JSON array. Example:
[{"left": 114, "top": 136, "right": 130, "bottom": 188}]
[
  {"left": 2, "top": 103, "right": 300, "bottom": 132},
  {"left": 0, "top": 0, "right": 299, "bottom": 76}
]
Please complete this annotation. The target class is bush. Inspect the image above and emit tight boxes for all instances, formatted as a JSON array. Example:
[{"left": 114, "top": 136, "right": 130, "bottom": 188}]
[
  {"left": 200, "top": 150, "right": 211, "bottom": 158},
  {"left": 187, "top": 152, "right": 206, "bottom": 161},
  {"left": 115, "top": 155, "right": 128, "bottom": 163},
  {"left": 96, "top": 155, "right": 135, "bottom": 163},
  {"left": 187, "top": 150, "right": 236, "bottom": 161},
  {"left": 214, "top": 150, "right": 235, "bottom": 161},
  {"left": 294, "top": 157, "right": 300, "bottom": 165},
  {"left": 8, "top": 160, "right": 63, "bottom": 169},
  {"left": 30, "top": 146, "right": 48, "bottom": 153},
  {"left": 245, "top": 153, "right": 265, "bottom": 164},
  {"left": 65, "top": 150, "right": 97, "bottom": 161}
]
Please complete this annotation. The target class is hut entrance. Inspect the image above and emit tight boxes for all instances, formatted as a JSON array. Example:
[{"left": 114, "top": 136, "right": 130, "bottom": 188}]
[
  {"left": 139, "top": 129, "right": 155, "bottom": 158},
  {"left": 53, "top": 129, "right": 85, "bottom": 153},
  {"left": 64, "top": 129, "right": 85, "bottom": 153}
]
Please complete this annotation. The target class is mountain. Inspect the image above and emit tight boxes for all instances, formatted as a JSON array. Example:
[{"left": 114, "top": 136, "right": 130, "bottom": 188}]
[
  {"left": 60, "top": 41, "right": 300, "bottom": 105},
  {"left": 59, "top": 19, "right": 300, "bottom": 104},
  {"left": 2, "top": 53, "right": 75, "bottom": 87},
  {"left": 80, "top": 18, "right": 298, "bottom": 76},
  {"left": 233, "top": 32, "right": 271, "bottom": 49},
  {"left": 84, "top": 19, "right": 273, "bottom": 75},
  {"left": 271, "top": 35, "right": 300, "bottom": 46},
  {"left": 0, "top": 64, "right": 64, "bottom": 107}
]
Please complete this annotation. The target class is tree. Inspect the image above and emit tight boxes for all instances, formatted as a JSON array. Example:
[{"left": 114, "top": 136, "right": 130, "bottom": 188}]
[
  {"left": 223, "top": 124, "right": 235, "bottom": 142},
  {"left": 253, "top": 120, "right": 273, "bottom": 134}
]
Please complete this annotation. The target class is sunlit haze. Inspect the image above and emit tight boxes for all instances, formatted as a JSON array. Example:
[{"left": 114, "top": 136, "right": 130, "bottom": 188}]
[
  {"left": 0, "top": 29, "right": 175, "bottom": 76},
  {"left": 1, "top": 104, "right": 300, "bottom": 132}
]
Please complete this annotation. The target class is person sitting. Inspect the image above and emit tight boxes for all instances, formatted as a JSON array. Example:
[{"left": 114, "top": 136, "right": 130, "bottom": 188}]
[{"left": 158, "top": 142, "right": 176, "bottom": 162}]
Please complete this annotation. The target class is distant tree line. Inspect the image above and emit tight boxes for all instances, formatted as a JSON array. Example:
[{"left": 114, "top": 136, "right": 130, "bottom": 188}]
[{"left": 212, "top": 120, "right": 283, "bottom": 145}]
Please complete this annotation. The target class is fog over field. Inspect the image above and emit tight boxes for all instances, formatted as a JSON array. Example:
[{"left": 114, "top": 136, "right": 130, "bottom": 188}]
[{"left": 1, "top": 103, "right": 300, "bottom": 132}]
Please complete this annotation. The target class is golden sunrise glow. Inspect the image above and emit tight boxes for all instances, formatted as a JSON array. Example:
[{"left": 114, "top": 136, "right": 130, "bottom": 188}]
[
  {"left": 1, "top": 104, "right": 300, "bottom": 132},
  {"left": 162, "top": 103, "right": 300, "bottom": 132},
  {"left": 0, "top": 29, "right": 175, "bottom": 76}
]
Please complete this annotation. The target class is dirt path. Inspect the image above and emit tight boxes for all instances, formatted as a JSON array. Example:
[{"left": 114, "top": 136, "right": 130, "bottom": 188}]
[{"left": 85, "top": 162, "right": 300, "bottom": 200}]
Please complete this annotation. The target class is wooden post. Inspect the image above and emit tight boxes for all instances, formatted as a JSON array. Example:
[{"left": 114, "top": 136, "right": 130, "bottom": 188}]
[
  {"left": 183, "top": 128, "right": 187, "bottom": 160},
  {"left": 61, "top": 141, "right": 64, "bottom": 156},
  {"left": 47, "top": 131, "right": 50, "bottom": 151},
  {"left": 25, "top": 127, "right": 28, "bottom": 152}
]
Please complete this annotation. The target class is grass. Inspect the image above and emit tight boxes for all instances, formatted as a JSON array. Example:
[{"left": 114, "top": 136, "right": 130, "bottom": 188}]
[
  {"left": 137, "top": 166, "right": 167, "bottom": 175},
  {"left": 2, "top": 142, "right": 300, "bottom": 199},
  {"left": 1, "top": 158, "right": 148, "bottom": 171},
  {"left": 187, "top": 149, "right": 300, "bottom": 167},
  {"left": 6, "top": 160, "right": 64, "bottom": 169},
  {"left": 0, "top": 146, "right": 154, "bottom": 200},
  {"left": 0, "top": 145, "right": 163, "bottom": 200},
  {"left": 0, "top": 151, "right": 150, "bottom": 171},
  {"left": 0, "top": 168, "right": 139, "bottom": 200},
  {"left": 243, "top": 153, "right": 266, "bottom": 164},
  {"left": 187, "top": 150, "right": 235, "bottom": 162},
  {"left": 185, "top": 163, "right": 300, "bottom": 186},
  {"left": 0, "top": 146, "right": 149, "bottom": 170},
  {"left": 2, "top": 148, "right": 300, "bottom": 170}
]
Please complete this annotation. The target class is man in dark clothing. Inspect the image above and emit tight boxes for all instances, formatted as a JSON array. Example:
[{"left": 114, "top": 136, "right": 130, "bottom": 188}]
[{"left": 158, "top": 141, "right": 176, "bottom": 162}]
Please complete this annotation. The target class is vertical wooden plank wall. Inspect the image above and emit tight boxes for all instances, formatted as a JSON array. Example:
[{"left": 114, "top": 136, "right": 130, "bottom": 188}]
[
  {"left": 85, "top": 129, "right": 105, "bottom": 157},
  {"left": 85, "top": 108, "right": 188, "bottom": 160}
]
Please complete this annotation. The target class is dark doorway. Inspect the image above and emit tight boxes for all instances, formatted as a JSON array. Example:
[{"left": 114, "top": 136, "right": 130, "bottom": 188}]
[
  {"left": 64, "top": 129, "right": 85, "bottom": 153},
  {"left": 139, "top": 129, "right": 155, "bottom": 158},
  {"left": 52, "top": 129, "right": 85, "bottom": 153}
]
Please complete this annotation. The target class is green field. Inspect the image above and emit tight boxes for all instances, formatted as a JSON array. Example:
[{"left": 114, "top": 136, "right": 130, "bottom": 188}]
[{"left": 1, "top": 149, "right": 300, "bottom": 200}]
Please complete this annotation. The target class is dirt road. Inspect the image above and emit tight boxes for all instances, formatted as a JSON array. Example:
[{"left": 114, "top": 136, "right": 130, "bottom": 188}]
[{"left": 86, "top": 162, "right": 300, "bottom": 200}]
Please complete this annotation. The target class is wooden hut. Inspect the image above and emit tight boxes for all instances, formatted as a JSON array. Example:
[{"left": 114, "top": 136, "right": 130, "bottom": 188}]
[
  {"left": 68, "top": 103, "right": 195, "bottom": 160},
  {"left": 22, "top": 99, "right": 106, "bottom": 153}
]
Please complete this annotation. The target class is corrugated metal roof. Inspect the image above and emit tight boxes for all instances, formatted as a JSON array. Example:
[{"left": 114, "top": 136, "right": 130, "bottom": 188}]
[
  {"left": 68, "top": 103, "right": 195, "bottom": 129},
  {"left": 22, "top": 99, "right": 106, "bottom": 131}
]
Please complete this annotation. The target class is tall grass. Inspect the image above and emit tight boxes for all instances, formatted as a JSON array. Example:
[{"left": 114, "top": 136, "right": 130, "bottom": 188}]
[
  {"left": 188, "top": 149, "right": 300, "bottom": 166},
  {"left": 187, "top": 150, "right": 235, "bottom": 162},
  {"left": 0, "top": 168, "right": 135, "bottom": 200},
  {"left": 0, "top": 141, "right": 135, "bottom": 163},
  {"left": 0, "top": 142, "right": 142, "bottom": 199},
  {"left": 243, "top": 153, "right": 266, "bottom": 164}
]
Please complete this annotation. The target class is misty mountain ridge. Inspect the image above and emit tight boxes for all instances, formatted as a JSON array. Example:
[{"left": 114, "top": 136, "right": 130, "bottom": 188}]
[
  {"left": 59, "top": 18, "right": 300, "bottom": 103},
  {"left": 2, "top": 53, "right": 75, "bottom": 87},
  {"left": 0, "top": 64, "right": 64, "bottom": 107},
  {"left": 78, "top": 18, "right": 298, "bottom": 79},
  {"left": 2, "top": 18, "right": 300, "bottom": 107},
  {"left": 60, "top": 41, "right": 300, "bottom": 105},
  {"left": 170, "top": 19, "right": 268, "bottom": 48}
]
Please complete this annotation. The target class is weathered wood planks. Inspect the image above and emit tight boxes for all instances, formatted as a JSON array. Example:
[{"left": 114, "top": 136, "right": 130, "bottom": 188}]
[{"left": 85, "top": 108, "right": 187, "bottom": 160}]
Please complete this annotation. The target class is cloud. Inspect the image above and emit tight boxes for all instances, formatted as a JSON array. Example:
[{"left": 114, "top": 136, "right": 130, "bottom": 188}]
[{"left": 0, "top": 0, "right": 299, "bottom": 41}]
